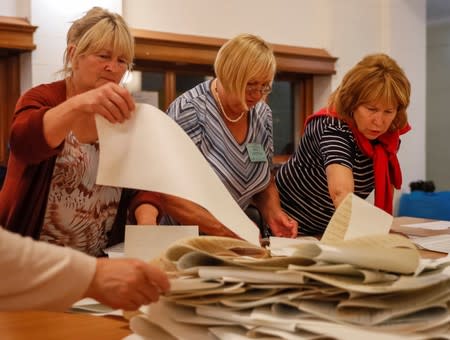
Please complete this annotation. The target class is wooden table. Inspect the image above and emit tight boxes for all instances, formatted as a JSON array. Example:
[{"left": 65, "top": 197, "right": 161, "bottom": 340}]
[{"left": 0, "top": 311, "right": 131, "bottom": 340}]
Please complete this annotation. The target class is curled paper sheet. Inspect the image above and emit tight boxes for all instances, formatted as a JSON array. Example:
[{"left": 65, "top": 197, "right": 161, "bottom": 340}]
[{"left": 95, "top": 103, "right": 260, "bottom": 245}]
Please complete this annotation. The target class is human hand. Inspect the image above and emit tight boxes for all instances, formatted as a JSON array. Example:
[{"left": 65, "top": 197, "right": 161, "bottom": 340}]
[
  {"left": 84, "top": 258, "right": 170, "bottom": 311},
  {"left": 74, "top": 82, "right": 135, "bottom": 123},
  {"left": 266, "top": 210, "right": 298, "bottom": 238}
]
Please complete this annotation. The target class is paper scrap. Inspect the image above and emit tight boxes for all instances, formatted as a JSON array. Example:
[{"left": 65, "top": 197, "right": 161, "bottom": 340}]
[{"left": 124, "top": 225, "right": 198, "bottom": 261}]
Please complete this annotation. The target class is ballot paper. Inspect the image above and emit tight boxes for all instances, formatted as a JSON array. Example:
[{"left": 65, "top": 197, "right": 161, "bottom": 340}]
[
  {"left": 95, "top": 103, "right": 259, "bottom": 245},
  {"left": 322, "top": 193, "right": 393, "bottom": 243},
  {"left": 124, "top": 225, "right": 198, "bottom": 261}
]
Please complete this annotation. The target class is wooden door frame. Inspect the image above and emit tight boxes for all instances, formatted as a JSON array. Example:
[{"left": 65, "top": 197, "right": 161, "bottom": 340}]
[{"left": 0, "top": 16, "right": 37, "bottom": 165}]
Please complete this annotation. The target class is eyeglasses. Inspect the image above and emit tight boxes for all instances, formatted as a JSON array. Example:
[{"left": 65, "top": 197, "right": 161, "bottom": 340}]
[{"left": 246, "top": 84, "right": 272, "bottom": 95}]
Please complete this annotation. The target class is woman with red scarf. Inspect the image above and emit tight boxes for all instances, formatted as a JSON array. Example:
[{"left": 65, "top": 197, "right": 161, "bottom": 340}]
[{"left": 275, "top": 54, "right": 411, "bottom": 235}]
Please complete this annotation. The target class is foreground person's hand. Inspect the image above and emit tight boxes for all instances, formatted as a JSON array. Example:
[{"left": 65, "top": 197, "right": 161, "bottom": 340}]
[{"left": 84, "top": 258, "right": 170, "bottom": 311}]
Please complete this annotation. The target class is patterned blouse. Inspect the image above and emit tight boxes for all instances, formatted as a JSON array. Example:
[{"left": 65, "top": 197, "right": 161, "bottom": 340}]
[{"left": 41, "top": 132, "right": 122, "bottom": 256}]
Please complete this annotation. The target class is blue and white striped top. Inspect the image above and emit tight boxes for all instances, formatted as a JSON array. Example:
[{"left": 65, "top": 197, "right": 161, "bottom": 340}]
[
  {"left": 275, "top": 116, "right": 374, "bottom": 235},
  {"left": 166, "top": 80, "right": 273, "bottom": 210}
]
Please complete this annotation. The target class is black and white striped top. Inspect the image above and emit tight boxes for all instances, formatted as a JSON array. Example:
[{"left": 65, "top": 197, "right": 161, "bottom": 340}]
[
  {"left": 275, "top": 116, "right": 374, "bottom": 235},
  {"left": 166, "top": 80, "right": 273, "bottom": 210}
]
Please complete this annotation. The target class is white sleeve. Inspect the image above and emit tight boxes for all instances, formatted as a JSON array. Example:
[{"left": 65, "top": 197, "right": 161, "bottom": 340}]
[{"left": 0, "top": 227, "right": 96, "bottom": 311}]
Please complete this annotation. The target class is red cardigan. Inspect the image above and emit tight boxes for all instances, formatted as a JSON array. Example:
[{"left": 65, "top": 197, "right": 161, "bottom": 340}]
[{"left": 0, "top": 80, "right": 162, "bottom": 246}]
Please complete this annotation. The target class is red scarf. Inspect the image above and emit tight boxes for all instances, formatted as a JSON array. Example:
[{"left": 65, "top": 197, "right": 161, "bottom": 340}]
[{"left": 307, "top": 108, "right": 411, "bottom": 214}]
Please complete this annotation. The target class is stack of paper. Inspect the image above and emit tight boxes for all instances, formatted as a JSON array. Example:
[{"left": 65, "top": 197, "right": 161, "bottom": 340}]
[{"left": 128, "top": 235, "right": 450, "bottom": 339}]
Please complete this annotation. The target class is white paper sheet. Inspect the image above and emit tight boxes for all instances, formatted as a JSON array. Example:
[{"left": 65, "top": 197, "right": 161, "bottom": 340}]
[
  {"left": 401, "top": 221, "right": 450, "bottom": 230},
  {"left": 409, "top": 234, "right": 450, "bottom": 253},
  {"left": 133, "top": 301, "right": 215, "bottom": 340},
  {"left": 71, "top": 298, "right": 122, "bottom": 316},
  {"left": 346, "top": 194, "right": 393, "bottom": 239},
  {"left": 103, "top": 242, "right": 125, "bottom": 258},
  {"left": 322, "top": 193, "right": 393, "bottom": 243},
  {"left": 269, "top": 236, "right": 319, "bottom": 256},
  {"left": 124, "top": 225, "right": 198, "bottom": 261},
  {"left": 95, "top": 104, "right": 260, "bottom": 245}
]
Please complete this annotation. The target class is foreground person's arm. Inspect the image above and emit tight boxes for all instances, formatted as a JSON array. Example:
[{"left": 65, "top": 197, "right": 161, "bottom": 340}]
[{"left": 0, "top": 227, "right": 169, "bottom": 311}]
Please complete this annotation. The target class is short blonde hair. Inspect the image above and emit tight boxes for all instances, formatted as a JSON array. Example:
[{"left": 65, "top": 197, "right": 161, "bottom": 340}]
[
  {"left": 214, "top": 34, "right": 276, "bottom": 108},
  {"left": 62, "top": 7, "right": 134, "bottom": 77},
  {"left": 328, "top": 53, "right": 410, "bottom": 131}
]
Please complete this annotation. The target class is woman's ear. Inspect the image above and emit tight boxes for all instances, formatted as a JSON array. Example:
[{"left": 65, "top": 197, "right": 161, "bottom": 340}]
[{"left": 67, "top": 44, "right": 77, "bottom": 68}]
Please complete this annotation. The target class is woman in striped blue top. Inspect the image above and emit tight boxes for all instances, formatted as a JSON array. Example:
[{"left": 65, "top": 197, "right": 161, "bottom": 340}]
[
  {"left": 154, "top": 34, "right": 297, "bottom": 239},
  {"left": 276, "top": 54, "right": 411, "bottom": 235}
]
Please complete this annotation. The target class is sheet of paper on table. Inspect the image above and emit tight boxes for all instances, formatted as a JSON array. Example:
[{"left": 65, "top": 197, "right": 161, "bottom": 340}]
[
  {"left": 71, "top": 298, "right": 122, "bottom": 316},
  {"left": 401, "top": 220, "right": 450, "bottom": 230},
  {"left": 103, "top": 242, "right": 124, "bottom": 258},
  {"left": 124, "top": 225, "right": 198, "bottom": 261},
  {"left": 409, "top": 234, "right": 450, "bottom": 253},
  {"left": 95, "top": 103, "right": 259, "bottom": 245}
]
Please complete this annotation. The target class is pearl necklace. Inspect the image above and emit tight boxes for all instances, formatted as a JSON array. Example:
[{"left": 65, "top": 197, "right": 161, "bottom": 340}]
[{"left": 213, "top": 81, "right": 246, "bottom": 123}]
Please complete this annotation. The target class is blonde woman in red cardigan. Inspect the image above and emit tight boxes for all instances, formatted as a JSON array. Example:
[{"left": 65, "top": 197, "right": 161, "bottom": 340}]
[{"left": 0, "top": 7, "right": 162, "bottom": 256}]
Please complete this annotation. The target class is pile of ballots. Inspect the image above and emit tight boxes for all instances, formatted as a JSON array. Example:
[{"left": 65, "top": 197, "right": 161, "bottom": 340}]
[{"left": 129, "top": 235, "right": 450, "bottom": 340}]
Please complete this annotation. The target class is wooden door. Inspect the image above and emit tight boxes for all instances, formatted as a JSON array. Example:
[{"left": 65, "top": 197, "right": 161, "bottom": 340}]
[{"left": 0, "top": 53, "right": 20, "bottom": 165}]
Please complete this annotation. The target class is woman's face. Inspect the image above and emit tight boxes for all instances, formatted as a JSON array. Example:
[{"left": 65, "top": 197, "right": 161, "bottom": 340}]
[
  {"left": 353, "top": 101, "right": 397, "bottom": 140},
  {"left": 222, "top": 78, "right": 272, "bottom": 113},
  {"left": 72, "top": 48, "right": 128, "bottom": 91},
  {"left": 244, "top": 79, "right": 272, "bottom": 109}
]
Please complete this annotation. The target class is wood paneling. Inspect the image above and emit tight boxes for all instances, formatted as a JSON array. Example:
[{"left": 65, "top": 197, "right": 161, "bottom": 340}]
[
  {"left": 0, "top": 55, "right": 20, "bottom": 165},
  {"left": 131, "top": 28, "right": 337, "bottom": 75},
  {"left": 0, "top": 16, "right": 36, "bottom": 165},
  {"left": 0, "top": 16, "right": 36, "bottom": 51}
]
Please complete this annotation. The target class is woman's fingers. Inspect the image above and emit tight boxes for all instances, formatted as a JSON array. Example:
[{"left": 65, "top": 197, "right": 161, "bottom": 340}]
[{"left": 87, "top": 82, "right": 135, "bottom": 123}]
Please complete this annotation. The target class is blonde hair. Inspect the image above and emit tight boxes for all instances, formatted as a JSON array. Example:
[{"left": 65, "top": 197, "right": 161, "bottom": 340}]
[
  {"left": 328, "top": 53, "right": 410, "bottom": 131},
  {"left": 214, "top": 33, "right": 276, "bottom": 108},
  {"left": 62, "top": 7, "right": 134, "bottom": 77}
]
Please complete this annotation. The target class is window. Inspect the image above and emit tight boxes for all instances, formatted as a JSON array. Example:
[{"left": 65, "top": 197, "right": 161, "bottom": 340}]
[{"left": 269, "top": 79, "right": 295, "bottom": 155}]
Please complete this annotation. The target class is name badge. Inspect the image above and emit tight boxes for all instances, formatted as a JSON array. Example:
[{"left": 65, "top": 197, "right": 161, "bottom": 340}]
[{"left": 246, "top": 143, "right": 267, "bottom": 162}]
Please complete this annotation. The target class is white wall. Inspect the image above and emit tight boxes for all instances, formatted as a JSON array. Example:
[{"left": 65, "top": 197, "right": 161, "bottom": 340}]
[
  {"left": 0, "top": 0, "right": 16, "bottom": 16},
  {"left": 384, "top": 0, "right": 427, "bottom": 191},
  {"left": 124, "top": 0, "right": 426, "bottom": 192},
  {"left": 124, "top": 0, "right": 330, "bottom": 48},
  {"left": 427, "top": 20, "right": 450, "bottom": 190}
]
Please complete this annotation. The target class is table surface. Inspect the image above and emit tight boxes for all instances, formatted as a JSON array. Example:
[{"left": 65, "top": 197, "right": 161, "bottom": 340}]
[
  {"left": 1, "top": 217, "right": 447, "bottom": 339},
  {"left": 0, "top": 311, "right": 131, "bottom": 340}
]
